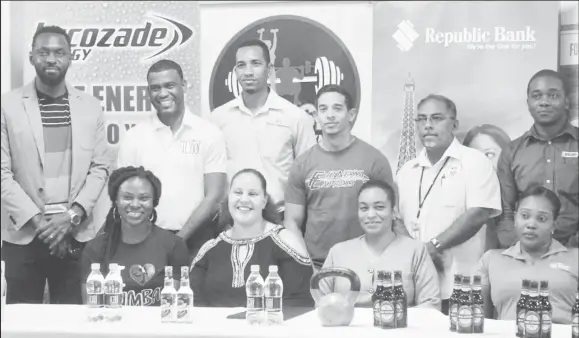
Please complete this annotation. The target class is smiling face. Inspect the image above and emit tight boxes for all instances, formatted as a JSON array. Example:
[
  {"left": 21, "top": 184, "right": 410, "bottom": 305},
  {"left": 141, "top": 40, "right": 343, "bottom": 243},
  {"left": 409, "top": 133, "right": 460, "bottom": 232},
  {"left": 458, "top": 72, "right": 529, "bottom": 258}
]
[
  {"left": 515, "top": 195, "right": 555, "bottom": 252},
  {"left": 468, "top": 133, "right": 503, "bottom": 170},
  {"left": 235, "top": 46, "right": 270, "bottom": 95},
  {"left": 358, "top": 187, "right": 394, "bottom": 236},
  {"left": 527, "top": 75, "right": 569, "bottom": 127},
  {"left": 228, "top": 172, "right": 267, "bottom": 226},
  {"left": 30, "top": 33, "right": 71, "bottom": 87},
  {"left": 148, "top": 69, "right": 186, "bottom": 118},
  {"left": 116, "top": 176, "right": 155, "bottom": 227}
]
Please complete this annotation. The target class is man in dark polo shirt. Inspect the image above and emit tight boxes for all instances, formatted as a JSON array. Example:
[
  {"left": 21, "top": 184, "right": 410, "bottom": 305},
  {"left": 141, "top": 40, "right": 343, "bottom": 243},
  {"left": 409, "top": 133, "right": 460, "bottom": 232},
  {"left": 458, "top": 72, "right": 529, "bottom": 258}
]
[
  {"left": 497, "top": 69, "right": 579, "bottom": 248},
  {"left": 1, "top": 25, "right": 110, "bottom": 304}
]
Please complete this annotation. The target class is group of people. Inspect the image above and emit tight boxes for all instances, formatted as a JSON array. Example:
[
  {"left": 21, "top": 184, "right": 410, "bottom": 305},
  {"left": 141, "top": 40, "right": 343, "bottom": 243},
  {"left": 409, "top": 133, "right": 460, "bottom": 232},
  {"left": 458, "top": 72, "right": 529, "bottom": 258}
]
[{"left": 1, "top": 24, "right": 578, "bottom": 324}]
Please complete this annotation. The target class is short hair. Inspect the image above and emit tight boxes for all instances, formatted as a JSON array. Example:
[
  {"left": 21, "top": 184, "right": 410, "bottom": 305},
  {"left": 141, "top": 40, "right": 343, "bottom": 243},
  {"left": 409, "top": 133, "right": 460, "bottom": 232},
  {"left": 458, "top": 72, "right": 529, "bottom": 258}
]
[
  {"left": 217, "top": 168, "right": 281, "bottom": 230},
  {"left": 357, "top": 179, "right": 397, "bottom": 209},
  {"left": 316, "top": 84, "right": 354, "bottom": 110},
  {"left": 237, "top": 39, "right": 271, "bottom": 65},
  {"left": 515, "top": 185, "right": 562, "bottom": 220},
  {"left": 462, "top": 124, "right": 511, "bottom": 151},
  {"left": 32, "top": 25, "right": 71, "bottom": 50},
  {"left": 417, "top": 94, "right": 458, "bottom": 118},
  {"left": 526, "top": 69, "right": 569, "bottom": 97},
  {"left": 147, "top": 59, "right": 184, "bottom": 81},
  {"left": 100, "top": 166, "right": 163, "bottom": 273}
]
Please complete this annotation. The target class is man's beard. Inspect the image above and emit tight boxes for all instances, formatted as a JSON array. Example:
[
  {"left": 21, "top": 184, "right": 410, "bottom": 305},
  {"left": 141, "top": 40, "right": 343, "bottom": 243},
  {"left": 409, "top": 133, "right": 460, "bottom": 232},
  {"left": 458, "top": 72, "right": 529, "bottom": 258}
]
[{"left": 35, "top": 65, "right": 68, "bottom": 87}]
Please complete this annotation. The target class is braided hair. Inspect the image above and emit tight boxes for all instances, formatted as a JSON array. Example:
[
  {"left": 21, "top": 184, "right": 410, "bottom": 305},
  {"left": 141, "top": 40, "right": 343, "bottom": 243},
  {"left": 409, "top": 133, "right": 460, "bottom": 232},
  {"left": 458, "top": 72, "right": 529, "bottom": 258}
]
[{"left": 100, "top": 166, "right": 162, "bottom": 273}]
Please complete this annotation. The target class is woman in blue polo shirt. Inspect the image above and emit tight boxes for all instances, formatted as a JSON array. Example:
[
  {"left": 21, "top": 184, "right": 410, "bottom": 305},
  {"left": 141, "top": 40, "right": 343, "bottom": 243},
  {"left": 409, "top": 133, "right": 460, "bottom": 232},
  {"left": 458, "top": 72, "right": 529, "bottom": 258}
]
[{"left": 477, "top": 185, "right": 578, "bottom": 324}]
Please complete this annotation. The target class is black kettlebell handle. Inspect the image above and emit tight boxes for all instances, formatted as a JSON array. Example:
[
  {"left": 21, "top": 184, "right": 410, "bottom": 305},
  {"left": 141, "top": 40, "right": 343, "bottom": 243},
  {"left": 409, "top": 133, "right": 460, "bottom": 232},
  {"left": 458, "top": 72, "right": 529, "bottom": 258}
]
[{"left": 310, "top": 267, "right": 361, "bottom": 292}]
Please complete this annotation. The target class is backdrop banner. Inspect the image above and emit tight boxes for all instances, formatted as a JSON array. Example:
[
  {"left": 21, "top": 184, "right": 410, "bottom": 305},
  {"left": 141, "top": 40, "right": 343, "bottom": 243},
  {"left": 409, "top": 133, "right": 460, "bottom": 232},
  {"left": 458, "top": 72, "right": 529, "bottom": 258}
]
[
  {"left": 10, "top": 1, "right": 201, "bottom": 161},
  {"left": 372, "top": 1, "right": 560, "bottom": 172}
]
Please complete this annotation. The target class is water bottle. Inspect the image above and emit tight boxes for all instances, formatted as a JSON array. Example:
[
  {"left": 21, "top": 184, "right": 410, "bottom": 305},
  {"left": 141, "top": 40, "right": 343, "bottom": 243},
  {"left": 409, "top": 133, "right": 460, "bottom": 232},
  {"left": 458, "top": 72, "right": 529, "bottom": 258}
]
[
  {"left": 104, "top": 263, "right": 124, "bottom": 322},
  {"left": 264, "top": 265, "right": 284, "bottom": 325},
  {"left": 86, "top": 263, "right": 105, "bottom": 322},
  {"left": 245, "top": 265, "right": 265, "bottom": 325},
  {"left": 176, "top": 266, "right": 193, "bottom": 323},
  {"left": 1, "top": 261, "right": 6, "bottom": 323},
  {"left": 160, "top": 266, "right": 177, "bottom": 323}
]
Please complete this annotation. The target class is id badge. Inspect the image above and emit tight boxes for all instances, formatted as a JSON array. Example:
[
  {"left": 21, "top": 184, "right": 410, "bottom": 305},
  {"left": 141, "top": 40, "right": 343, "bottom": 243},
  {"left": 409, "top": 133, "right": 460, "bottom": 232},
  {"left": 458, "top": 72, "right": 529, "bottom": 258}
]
[{"left": 409, "top": 218, "right": 421, "bottom": 240}]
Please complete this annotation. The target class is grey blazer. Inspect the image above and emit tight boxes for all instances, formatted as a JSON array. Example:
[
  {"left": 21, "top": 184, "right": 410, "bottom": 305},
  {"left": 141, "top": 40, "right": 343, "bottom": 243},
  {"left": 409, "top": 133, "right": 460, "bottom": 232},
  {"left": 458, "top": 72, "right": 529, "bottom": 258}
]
[{"left": 1, "top": 80, "right": 111, "bottom": 244}]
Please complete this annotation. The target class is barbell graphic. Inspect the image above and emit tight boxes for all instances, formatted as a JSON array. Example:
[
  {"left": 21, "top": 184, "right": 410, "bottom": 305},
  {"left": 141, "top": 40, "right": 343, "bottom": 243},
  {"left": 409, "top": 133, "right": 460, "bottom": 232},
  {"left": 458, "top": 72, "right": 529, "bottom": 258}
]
[{"left": 224, "top": 56, "right": 345, "bottom": 97}]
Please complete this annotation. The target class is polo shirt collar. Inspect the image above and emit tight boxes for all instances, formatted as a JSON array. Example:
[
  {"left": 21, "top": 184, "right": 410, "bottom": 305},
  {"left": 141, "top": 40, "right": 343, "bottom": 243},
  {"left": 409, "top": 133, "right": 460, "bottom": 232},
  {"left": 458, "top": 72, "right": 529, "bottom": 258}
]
[
  {"left": 525, "top": 123, "right": 579, "bottom": 142},
  {"left": 151, "top": 106, "right": 195, "bottom": 131},
  {"left": 232, "top": 87, "right": 283, "bottom": 116},
  {"left": 415, "top": 137, "right": 462, "bottom": 168},
  {"left": 501, "top": 239, "right": 568, "bottom": 260}
]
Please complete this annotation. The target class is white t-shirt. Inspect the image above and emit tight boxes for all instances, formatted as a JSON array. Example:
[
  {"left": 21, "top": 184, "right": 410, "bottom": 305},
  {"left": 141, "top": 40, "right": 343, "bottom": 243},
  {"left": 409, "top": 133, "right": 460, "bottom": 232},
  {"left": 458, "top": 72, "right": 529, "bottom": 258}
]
[{"left": 117, "top": 109, "right": 227, "bottom": 231}]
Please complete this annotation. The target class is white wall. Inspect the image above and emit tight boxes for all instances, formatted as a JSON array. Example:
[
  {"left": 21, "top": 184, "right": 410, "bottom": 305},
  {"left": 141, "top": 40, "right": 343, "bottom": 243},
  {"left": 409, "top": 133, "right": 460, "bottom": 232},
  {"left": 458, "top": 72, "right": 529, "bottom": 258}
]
[{"left": 199, "top": 0, "right": 374, "bottom": 144}]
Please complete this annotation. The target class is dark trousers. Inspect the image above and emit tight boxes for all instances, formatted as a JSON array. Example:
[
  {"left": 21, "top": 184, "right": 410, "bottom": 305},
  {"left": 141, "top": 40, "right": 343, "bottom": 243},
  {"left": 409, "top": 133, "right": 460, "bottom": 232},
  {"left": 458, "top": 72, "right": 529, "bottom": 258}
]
[
  {"left": 1, "top": 237, "right": 84, "bottom": 304},
  {"left": 441, "top": 298, "right": 450, "bottom": 315}
]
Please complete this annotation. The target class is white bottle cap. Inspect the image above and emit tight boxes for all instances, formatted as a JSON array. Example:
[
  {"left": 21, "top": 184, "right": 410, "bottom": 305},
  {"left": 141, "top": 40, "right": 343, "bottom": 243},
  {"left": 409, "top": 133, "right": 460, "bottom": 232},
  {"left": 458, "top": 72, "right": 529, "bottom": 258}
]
[
  {"left": 269, "top": 265, "right": 278, "bottom": 272},
  {"left": 250, "top": 265, "right": 260, "bottom": 272},
  {"left": 91, "top": 263, "right": 101, "bottom": 270},
  {"left": 109, "top": 263, "right": 118, "bottom": 271}
]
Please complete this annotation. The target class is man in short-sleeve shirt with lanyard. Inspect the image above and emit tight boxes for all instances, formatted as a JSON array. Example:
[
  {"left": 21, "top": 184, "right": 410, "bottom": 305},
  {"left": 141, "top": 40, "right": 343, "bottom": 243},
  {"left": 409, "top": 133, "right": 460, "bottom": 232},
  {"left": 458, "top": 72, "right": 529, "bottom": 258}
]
[{"left": 397, "top": 94, "right": 501, "bottom": 314}]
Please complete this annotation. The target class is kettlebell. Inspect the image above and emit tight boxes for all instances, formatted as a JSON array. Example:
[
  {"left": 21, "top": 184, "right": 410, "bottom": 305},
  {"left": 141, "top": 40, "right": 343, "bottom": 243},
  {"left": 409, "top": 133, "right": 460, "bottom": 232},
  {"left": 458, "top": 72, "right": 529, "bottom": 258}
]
[{"left": 310, "top": 267, "right": 361, "bottom": 327}]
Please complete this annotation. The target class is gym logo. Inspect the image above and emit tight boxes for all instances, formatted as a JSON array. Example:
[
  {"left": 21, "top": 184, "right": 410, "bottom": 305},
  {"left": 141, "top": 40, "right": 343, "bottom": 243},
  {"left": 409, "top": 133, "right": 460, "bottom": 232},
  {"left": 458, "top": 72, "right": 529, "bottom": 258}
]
[
  {"left": 393, "top": 20, "right": 419, "bottom": 51},
  {"left": 209, "top": 15, "right": 360, "bottom": 117},
  {"left": 36, "top": 14, "right": 194, "bottom": 62}
]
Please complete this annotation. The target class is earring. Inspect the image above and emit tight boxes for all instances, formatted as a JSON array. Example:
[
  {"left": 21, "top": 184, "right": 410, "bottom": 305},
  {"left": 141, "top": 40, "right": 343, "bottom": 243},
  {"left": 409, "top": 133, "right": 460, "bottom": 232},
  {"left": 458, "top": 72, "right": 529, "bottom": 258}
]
[
  {"left": 112, "top": 206, "right": 118, "bottom": 221},
  {"left": 149, "top": 209, "right": 157, "bottom": 223}
]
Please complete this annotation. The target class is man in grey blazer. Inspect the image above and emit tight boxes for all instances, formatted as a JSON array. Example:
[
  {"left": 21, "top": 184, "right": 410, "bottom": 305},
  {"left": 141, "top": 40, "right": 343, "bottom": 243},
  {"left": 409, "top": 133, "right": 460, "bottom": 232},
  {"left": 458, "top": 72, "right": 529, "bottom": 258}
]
[{"left": 1, "top": 25, "right": 110, "bottom": 304}]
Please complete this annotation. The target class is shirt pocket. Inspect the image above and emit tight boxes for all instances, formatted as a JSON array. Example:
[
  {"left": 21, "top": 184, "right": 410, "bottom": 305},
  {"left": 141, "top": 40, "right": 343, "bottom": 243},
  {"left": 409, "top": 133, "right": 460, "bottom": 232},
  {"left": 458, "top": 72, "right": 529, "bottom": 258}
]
[{"left": 258, "top": 119, "right": 293, "bottom": 160}]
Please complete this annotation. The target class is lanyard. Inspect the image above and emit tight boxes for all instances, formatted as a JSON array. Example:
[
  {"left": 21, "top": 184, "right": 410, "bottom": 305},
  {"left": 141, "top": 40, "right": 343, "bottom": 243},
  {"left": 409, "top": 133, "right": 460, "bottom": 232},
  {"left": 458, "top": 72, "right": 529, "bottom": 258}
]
[{"left": 416, "top": 157, "right": 450, "bottom": 219}]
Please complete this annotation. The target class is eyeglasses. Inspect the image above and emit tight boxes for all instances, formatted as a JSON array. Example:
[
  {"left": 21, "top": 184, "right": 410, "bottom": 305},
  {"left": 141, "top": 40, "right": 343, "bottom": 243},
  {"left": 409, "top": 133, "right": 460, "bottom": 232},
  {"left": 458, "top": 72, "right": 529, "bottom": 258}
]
[{"left": 414, "top": 115, "right": 454, "bottom": 125}]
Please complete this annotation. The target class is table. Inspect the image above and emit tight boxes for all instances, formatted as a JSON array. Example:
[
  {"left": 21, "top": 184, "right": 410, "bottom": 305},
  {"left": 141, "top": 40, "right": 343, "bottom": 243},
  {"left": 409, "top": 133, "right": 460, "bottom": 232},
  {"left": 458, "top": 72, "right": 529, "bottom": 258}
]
[{"left": 0, "top": 304, "right": 572, "bottom": 338}]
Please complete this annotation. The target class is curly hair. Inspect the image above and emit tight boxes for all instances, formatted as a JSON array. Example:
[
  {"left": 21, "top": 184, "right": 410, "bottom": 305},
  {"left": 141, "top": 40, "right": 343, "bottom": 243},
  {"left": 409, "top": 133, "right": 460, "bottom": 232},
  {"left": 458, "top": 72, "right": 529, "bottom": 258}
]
[{"left": 100, "top": 166, "right": 162, "bottom": 273}]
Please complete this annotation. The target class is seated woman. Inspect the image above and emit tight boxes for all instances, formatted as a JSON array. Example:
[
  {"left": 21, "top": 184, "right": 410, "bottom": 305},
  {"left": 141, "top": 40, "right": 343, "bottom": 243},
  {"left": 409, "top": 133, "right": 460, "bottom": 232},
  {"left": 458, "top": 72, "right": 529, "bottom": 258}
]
[
  {"left": 320, "top": 180, "right": 441, "bottom": 309},
  {"left": 190, "top": 168, "right": 314, "bottom": 307},
  {"left": 80, "top": 166, "right": 190, "bottom": 306},
  {"left": 477, "top": 185, "right": 578, "bottom": 324}
]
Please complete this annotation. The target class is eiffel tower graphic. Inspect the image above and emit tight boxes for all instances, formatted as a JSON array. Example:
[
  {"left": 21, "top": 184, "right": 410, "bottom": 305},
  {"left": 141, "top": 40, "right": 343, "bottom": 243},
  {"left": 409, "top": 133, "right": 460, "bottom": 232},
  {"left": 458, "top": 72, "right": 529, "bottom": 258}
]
[{"left": 396, "top": 74, "right": 417, "bottom": 173}]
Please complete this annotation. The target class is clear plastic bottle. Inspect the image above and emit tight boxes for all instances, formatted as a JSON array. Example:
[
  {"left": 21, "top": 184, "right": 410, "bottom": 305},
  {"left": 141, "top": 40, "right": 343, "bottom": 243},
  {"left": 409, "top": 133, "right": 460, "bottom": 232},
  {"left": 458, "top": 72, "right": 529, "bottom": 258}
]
[
  {"left": 160, "top": 266, "right": 177, "bottom": 323},
  {"left": 104, "top": 263, "right": 124, "bottom": 322},
  {"left": 1, "top": 261, "right": 6, "bottom": 323},
  {"left": 264, "top": 265, "right": 283, "bottom": 325},
  {"left": 245, "top": 264, "right": 265, "bottom": 325},
  {"left": 176, "top": 266, "right": 193, "bottom": 324},
  {"left": 86, "top": 263, "right": 105, "bottom": 322}
]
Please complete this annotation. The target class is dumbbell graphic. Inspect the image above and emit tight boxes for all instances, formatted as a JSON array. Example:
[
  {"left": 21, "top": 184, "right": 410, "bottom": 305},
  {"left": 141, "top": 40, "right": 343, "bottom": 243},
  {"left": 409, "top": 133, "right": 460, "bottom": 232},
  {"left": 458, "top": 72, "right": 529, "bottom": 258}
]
[{"left": 224, "top": 56, "right": 345, "bottom": 97}]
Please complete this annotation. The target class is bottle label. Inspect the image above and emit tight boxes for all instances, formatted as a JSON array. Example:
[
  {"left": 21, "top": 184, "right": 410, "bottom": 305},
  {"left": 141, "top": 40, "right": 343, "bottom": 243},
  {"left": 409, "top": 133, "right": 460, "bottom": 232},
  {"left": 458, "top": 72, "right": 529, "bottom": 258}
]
[
  {"left": 265, "top": 297, "right": 282, "bottom": 311},
  {"left": 457, "top": 305, "right": 473, "bottom": 328},
  {"left": 105, "top": 294, "right": 122, "bottom": 307},
  {"left": 541, "top": 311, "right": 551, "bottom": 333},
  {"left": 379, "top": 301, "right": 395, "bottom": 324},
  {"left": 160, "top": 294, "right": 176, "bottom": 319},
  {"left": 473, "top": 305, "right": 484, "bottom": 325},
  {"left": 176, "top": 294, "right": 192, "bottom": 320},
  {"left": 524, "top": 310, "right": 541, "bottom": 335},
  {"left": 517, "top": 308, "right": 526, "bottom": 335},
  {"left": 247, "top": 296, "right": 264, "bottom": 310},
  {"left": 87, "top": 293, "right": 104, "bottom": 307},
  {"left": 395, "top": 299, "right": 405, "bottom": 320},
  {"left": 572, "top": 313, "right": 579, "bottom": 335},
  {"left": 373, "top": 301, "right": 381, "bottom": 326},
  {"left": 450, "top": 303, "right": 458, "bottom": 325}
]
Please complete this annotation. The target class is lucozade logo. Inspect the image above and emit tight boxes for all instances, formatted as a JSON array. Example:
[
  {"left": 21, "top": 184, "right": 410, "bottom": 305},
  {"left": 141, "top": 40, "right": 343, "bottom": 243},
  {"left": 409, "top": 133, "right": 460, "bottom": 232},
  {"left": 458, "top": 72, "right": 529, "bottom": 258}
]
[{"left": 35, "top": 14, "right": 194, "bottom": 62}]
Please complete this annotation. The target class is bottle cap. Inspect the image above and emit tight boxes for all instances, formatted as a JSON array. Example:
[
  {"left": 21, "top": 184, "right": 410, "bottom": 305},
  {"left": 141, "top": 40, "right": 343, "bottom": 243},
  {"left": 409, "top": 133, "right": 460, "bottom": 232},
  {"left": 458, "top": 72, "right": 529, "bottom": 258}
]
[
  {"left": 269, "top": 265, "right": 278, "bottom": 272},
  {"left": 251, "top": 265, "right": 260, "bottom": 272},
  {"left": 109, "top": 263, "right": 118, "bottom": 270},
  {"left": 91, "top": 263, "right": 101, "bottom": 270}
]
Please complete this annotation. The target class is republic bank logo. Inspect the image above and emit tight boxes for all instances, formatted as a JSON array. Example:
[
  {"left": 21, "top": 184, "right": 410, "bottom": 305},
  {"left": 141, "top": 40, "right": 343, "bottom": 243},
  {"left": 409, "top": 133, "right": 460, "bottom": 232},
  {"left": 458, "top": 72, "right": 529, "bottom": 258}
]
[
  {"left": 392, "top": 20, "right": 420, "bottom": 52},
  {"left": 36, "top": 14, "right": 194, "bottom": 62}
]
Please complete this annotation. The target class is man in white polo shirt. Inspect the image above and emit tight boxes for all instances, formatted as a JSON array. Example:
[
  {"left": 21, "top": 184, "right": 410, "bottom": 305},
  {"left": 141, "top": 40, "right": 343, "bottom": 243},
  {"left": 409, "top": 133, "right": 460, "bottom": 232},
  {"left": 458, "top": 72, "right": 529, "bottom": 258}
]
[
  {"left": 211, "top": 39, "right": 316, "bottom": 218},
  {"left": 117, "top": 60, "right": 227, "bottom": 257},
  {"left": 397, "top": 94, "right": 501, "bottom": 315}
]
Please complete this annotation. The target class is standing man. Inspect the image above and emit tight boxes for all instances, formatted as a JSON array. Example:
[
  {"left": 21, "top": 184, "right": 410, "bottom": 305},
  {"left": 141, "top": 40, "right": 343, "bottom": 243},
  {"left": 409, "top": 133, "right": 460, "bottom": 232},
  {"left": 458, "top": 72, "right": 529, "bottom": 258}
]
[
  {"left": 284, "top": 84, "right": 395, "bottom": 268},
  {"left": 497, "top": 69, "right": 579, "bottom": 248},
  {"left": 1, "top": 25, "right": 110, "bottom": 304},
  {"left": 211, "top": 39, "right": 316, "bottom": 219},
  {"left": 396, "top": 94, "right": 501, "bottom": 314},
  {"left": 117, "top": 60, "right": 227, "bottom": 257}
]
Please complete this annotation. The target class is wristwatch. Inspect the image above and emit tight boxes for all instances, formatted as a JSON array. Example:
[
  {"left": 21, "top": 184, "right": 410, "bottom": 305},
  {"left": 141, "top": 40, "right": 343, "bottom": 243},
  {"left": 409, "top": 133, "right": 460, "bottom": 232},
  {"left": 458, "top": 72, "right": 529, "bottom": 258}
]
[
  {"left": 67, "top": 209, "right": 82, "bottom": 227},
  {"left": 430, "top": 238, "right": 443, "bottom": 252}
]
